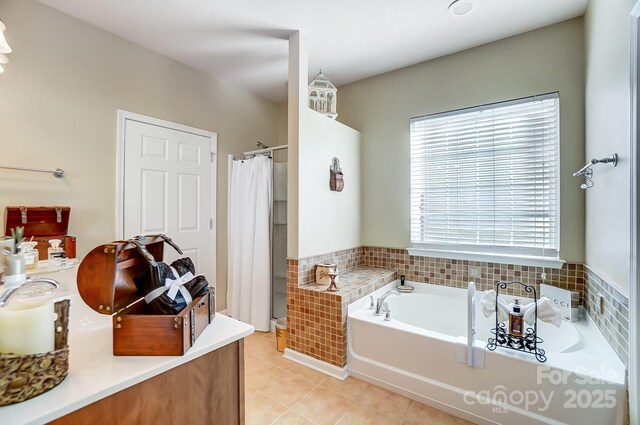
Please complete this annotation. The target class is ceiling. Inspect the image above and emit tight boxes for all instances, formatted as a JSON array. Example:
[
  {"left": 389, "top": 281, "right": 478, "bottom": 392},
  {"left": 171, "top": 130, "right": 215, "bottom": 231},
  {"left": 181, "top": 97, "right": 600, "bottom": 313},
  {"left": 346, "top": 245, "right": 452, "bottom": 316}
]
[{"left": 38, "top": 0, "right": 588, "bottom": 103}]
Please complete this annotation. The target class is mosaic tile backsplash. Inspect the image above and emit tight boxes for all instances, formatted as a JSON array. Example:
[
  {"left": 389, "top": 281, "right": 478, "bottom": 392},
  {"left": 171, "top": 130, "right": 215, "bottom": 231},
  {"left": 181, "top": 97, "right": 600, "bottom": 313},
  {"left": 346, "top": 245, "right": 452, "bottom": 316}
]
[
  {"left": 583, "top": 266, "right": 630, "bottom": 366},
  {"left": 286, "top": 267, "right": 347, "bottom": 367},
  {"left": 362, "top": 247, "right": 585, "bottom": 302},
  {"left": 286, "top": 246, "right": 630, "bottom": 368},
  {"left": 295, "top": 247, "right": 365, "bottom": 286},
  {"left": 286, "top": 247, "right": 395, "bottom": 367}
]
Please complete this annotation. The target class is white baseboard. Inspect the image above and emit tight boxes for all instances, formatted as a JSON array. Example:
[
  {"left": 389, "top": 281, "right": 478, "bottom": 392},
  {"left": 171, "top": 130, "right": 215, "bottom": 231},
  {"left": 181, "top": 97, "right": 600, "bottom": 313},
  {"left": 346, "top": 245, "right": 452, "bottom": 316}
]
[{"left": 283, "top": 348, "right": 348, "bottom": 380}]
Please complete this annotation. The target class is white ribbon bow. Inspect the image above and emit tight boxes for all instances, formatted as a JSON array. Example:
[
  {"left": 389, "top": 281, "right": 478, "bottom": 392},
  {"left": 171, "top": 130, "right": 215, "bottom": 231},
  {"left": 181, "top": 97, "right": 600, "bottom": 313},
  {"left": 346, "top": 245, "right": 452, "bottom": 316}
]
[
  {"left": 144, "top": 266, "right": 193, "bottom": 305},
  {"left": 165, "top": 267, "right": 194, "bottom": 304}
]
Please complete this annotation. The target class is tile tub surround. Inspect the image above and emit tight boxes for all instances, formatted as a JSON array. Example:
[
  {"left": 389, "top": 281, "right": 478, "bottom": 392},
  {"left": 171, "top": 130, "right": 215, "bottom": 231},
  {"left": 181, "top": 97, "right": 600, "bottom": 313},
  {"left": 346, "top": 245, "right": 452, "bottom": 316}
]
[
  {"left": 287, "top": 262, "right": 396, "bottom": 367},
  {"left": 286, "top": 245, "right": 630, "bottom": 369},
  {"left": 298, "top": 267, "right": 397, "bottom": 304},
  {"left": 294, "top": 246, "right": 365, "bottom": 286},
  {"left": 361, "top": 246, "right": 631, "bottom": 366},
  {"left": 362, "top": 246, "right": 585, "bottom": 302},
  {"left": 583, "top": 266, "right": 630, "bottom": 366}
]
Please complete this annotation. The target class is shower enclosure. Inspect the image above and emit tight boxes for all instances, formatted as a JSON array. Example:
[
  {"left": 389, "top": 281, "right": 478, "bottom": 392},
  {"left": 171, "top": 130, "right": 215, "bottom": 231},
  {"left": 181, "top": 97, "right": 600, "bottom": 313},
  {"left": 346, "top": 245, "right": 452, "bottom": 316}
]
[
  {"left": 272, "top": 149, "right": 288, "bottom": 320},
  {"left": 227, "top": 143, "right": 288, "bottom": 330}
]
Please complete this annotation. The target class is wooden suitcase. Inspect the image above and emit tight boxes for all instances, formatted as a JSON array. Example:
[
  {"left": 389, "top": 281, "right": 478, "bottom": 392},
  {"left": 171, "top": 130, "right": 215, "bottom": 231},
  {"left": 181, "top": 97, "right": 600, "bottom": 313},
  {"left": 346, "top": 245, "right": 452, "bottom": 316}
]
[
  {"left": 4, "top": 206, "right": 77, "bottom": 259},
  {"left": 76, "top": 236, "right": 215, "bottom": 356}
]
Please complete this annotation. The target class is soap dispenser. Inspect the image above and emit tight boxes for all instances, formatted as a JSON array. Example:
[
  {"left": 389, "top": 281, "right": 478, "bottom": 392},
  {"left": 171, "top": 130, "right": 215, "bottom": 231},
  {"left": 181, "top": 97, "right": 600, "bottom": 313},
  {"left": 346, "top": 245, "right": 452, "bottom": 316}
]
[{"left": 509, "top": 299, "right": 524, "bottom": 337}]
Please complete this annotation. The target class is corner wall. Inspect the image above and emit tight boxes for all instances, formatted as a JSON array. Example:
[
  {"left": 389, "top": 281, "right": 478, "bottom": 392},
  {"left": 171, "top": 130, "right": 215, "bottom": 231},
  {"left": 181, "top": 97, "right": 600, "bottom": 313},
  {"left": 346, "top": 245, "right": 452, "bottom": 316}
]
[
  {"left": 0, "top": 0, "right": 280, "bottom": 310},
  {"left": 584, "top": 0, "right": 636, "bottom": 296},
  {"left": 287, "top": 33, "right": 362, "bottom": 260},
  {"left": 297, "top": 109, "right": 361, "bottom": 258}
]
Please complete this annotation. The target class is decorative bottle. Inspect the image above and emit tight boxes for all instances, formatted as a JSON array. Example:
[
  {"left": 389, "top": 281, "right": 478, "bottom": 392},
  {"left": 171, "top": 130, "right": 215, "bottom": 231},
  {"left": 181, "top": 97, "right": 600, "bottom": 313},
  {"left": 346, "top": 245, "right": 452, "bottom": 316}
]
[
  {"left": 509, "top": 299, "right": 524, "bottom": 337},
  {"left": 19, "top": 241, "right": 39, "bottom": 271},
  {"left": 48, "top": 239, "right": 65, "bottom": 263}
]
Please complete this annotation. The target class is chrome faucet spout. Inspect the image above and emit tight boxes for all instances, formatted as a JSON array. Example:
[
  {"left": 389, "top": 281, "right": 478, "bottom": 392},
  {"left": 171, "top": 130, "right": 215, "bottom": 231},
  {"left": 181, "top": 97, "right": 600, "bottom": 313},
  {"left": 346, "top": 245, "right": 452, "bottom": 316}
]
[{"left": 375, "top": 290, "right": 401, "bottom": 315}]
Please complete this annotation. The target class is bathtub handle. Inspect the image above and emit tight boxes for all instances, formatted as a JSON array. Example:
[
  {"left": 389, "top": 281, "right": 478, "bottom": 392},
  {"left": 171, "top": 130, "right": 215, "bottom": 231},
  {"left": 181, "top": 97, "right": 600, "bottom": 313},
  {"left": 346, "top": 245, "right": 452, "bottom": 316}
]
[
  {"left": 383, "top": 303, "right": 392, "bottom": 321},
  {"left": 369, "top": 295, "right": 375, "bottom": 310}
]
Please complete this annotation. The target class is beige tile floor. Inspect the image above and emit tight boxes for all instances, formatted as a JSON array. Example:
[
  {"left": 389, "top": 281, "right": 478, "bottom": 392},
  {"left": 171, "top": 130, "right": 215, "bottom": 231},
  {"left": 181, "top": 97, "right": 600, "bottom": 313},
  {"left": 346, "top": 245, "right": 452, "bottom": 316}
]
[{"left": 244, "top": 331, "right": 476, "bottom": 425}]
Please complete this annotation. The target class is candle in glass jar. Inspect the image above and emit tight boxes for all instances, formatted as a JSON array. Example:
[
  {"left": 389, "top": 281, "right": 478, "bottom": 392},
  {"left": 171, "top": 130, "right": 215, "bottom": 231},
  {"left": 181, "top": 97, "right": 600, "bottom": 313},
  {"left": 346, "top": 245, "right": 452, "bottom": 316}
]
[
  {"left": 0, "top": 301, "right": 55, "bottom": 355},
  {"left": 4, "top": 254, "right": 26, "bottom": 288},
  {"left": 6, "top": 254, "right": 25, "bottom": 276},
  {"left": 0, "top": 238, "right": 15, "bottom": 274}
]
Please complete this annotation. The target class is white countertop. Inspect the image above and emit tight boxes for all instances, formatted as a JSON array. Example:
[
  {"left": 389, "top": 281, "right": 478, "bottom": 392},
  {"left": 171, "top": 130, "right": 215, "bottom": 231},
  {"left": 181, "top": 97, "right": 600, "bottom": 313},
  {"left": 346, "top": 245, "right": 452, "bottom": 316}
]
[{"left": 0, "top": 266, "right": 254, "bottom": 425}]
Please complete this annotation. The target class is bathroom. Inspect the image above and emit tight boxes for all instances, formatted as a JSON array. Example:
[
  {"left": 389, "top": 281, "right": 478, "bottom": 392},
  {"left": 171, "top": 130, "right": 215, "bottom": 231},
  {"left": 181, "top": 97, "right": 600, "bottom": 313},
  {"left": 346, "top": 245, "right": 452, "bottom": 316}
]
[{"left": 0, "top": 0, "right": 638, "bottom": 424}]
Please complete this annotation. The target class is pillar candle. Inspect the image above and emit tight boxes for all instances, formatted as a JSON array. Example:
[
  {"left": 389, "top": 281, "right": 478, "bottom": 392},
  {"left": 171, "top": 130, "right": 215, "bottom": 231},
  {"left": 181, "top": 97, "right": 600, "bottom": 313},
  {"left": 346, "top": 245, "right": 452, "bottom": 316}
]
[
  {"left": 5, "top": 254, "right": 25, "bottom": 276},
  {"left": 0, "top": 301, "right": 55, "bottom": 355},
  {"left": 0, "top": 238, "right": 15, "bottom": 274},
  {"left": 4, "top": 254, "right": 26, "bottom": 288}
]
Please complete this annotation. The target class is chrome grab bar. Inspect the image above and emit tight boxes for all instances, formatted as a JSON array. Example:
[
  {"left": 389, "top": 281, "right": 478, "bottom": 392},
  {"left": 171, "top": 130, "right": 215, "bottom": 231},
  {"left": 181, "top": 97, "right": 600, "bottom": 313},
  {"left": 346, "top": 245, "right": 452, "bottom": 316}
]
[{"left": 467, "top": 281, "right": 476, "bottom": 367}]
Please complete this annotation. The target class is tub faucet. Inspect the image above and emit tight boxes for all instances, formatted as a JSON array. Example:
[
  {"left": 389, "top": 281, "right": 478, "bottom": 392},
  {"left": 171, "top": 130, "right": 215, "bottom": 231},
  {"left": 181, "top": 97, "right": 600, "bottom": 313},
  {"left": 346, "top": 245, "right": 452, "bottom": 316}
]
[{"left": 375, "top": 290, "right": 401, "bottom": 315}]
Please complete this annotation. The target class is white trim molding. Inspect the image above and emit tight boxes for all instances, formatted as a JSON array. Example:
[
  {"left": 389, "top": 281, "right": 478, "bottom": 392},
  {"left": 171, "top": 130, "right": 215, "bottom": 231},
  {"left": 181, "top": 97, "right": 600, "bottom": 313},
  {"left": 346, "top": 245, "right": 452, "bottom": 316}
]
[
  {"left": 115, "top": 109, "right": 218, "bottom": 281},
  {"left": 283, "top": 348, "right": 349, "bottom": 380},
  {"left": 629, "top": 3, "right": 640, "bottom": 424},
  {"left": 407, "top": 248, "right": 566, "bottom": 269}
]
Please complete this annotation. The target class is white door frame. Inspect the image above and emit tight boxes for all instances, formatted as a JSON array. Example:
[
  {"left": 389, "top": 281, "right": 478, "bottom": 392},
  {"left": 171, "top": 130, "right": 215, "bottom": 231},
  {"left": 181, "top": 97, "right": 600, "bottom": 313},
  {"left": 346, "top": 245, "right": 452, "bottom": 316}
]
[
  {"left": 629, "top": 4, "right": 640, "bottom": 425},
  {"left": 115, "top": 110, "right": 218, "bottom": 281}
]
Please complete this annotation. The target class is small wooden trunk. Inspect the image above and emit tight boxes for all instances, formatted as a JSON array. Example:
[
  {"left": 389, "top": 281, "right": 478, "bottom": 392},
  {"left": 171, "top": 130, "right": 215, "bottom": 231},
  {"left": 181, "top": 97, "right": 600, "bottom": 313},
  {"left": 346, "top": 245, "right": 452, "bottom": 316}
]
[
  {"left": 77, "top": 237, "right": 215, "bottom": 356},
  {"left": 4, "top": 206, "right": 77, "bottom": 259}
]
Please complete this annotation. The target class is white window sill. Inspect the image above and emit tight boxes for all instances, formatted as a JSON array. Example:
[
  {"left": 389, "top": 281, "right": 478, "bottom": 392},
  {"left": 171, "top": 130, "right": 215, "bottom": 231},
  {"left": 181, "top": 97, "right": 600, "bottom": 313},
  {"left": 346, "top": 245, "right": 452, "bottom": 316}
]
[{"left": 406, "top": 248, "right": 566, "bottom": 269}]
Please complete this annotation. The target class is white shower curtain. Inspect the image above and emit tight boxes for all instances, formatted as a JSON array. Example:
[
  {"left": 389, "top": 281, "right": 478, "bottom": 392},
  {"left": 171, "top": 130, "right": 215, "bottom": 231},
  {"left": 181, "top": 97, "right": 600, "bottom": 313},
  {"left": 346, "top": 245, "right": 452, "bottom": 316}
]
[{"left": 227, "top": 155, "right": 273, "bottom": 331}]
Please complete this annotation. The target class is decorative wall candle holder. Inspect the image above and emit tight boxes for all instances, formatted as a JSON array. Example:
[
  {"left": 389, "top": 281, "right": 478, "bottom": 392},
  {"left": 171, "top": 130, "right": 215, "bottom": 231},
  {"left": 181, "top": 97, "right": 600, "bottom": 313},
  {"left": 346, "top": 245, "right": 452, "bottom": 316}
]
[{"left": 329, "top": 157, "right": 344, "bottom": 192}]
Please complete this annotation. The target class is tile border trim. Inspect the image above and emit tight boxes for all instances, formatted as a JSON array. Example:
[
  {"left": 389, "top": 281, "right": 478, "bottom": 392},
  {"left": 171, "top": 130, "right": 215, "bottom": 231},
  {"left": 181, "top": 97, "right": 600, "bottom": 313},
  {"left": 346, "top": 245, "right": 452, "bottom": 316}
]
[{"left": 283, "top": 348, "right": 348, "bottom": 380}]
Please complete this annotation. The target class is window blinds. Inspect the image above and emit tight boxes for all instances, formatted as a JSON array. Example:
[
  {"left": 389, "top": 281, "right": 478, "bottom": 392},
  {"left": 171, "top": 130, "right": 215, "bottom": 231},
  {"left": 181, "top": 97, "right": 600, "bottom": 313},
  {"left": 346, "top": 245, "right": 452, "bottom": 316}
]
[{"left": 410, "top": 93, "right": 560, "bottom": 258}]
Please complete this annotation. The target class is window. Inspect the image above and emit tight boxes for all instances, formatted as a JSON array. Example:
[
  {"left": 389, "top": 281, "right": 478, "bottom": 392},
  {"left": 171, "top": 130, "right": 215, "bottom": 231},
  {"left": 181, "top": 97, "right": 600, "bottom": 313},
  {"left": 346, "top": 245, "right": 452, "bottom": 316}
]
[{"left": 409, "top": 93, "right": 560, "bottom": 266}]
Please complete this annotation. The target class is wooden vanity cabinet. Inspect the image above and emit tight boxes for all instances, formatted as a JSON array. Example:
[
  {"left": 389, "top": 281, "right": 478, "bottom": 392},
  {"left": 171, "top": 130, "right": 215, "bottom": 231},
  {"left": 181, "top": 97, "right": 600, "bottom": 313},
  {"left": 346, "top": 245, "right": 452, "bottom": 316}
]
[{"left": 49, "top": 339, "right": 245, "bottom": 425}]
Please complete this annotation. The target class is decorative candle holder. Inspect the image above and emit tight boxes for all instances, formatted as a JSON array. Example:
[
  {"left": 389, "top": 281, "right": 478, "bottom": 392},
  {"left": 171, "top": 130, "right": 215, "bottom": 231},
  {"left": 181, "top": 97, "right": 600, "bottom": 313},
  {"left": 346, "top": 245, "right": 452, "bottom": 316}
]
[
  {"left": 326, "top": 272, "right": 339, "bottom": 292},
  {"left": 315, "top": 263, "right": 338, "bottom": 285},
  {"left": 0, "top": 299, "right": 69, "bottom": 406}
]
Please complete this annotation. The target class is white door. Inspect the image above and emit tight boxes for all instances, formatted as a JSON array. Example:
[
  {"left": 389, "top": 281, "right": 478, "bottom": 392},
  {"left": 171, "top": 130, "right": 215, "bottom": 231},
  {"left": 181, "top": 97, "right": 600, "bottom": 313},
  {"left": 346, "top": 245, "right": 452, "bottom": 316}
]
[{"left": 121, "top": 115, "right": 216, "bottom": 280}]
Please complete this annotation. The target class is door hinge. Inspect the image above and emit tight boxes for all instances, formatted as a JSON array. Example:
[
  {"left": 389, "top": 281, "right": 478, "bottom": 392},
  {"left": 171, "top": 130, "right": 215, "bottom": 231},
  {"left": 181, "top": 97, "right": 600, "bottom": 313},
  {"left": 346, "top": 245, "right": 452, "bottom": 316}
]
[
  {"left": 210, "top": 152, "right": 215, "bottom": 163},
  {"left": 210, "top": 218, "right": 213, "bottom": 229}
]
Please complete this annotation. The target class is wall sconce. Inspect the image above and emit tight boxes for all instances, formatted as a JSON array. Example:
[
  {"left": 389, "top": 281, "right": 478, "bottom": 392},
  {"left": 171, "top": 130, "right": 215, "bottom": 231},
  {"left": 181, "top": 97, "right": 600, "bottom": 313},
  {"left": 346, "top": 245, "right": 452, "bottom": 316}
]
[
  {"left": 329, "top": 157, "right": 344, "bottom": 192},
  {"left": 0, "top": 19, "right": 13, "bottom": 74}
]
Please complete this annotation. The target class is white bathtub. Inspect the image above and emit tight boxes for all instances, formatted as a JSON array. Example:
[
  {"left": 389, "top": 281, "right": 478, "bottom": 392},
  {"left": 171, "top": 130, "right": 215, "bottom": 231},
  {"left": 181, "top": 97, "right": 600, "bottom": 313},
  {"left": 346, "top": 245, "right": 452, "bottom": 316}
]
[{"left": 347, "top": 281, "right": 627, "bottom": 425}]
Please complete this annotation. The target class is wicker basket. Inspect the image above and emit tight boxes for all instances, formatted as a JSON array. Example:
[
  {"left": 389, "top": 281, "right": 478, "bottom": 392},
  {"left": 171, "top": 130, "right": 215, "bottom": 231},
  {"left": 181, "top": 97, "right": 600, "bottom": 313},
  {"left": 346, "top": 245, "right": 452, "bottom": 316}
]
[{"left": 0, "top": 299, "right": 70, "bottom": 406}]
